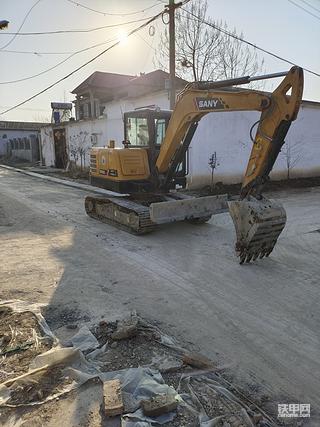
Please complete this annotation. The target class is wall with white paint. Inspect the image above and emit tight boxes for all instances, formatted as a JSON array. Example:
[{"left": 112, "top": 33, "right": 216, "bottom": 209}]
[
  {"left": 40, "top": 91, "right": 170, "bottom": 167},
  {"left": 40, "top": 96, "right": 320, "bottom": 187},
  {"left": 187, "top": 102, "right": 320, "bottom": 188}
]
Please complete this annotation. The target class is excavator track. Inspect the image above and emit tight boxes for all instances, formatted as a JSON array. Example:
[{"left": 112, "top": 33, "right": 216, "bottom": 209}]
[{"left": 85, "top": 196, "right": 157, "bottom": 235}]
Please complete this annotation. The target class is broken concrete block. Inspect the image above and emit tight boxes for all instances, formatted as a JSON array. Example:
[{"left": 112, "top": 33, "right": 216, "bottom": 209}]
[
  {"left": 182, "top": 352, "right": 215, "bottom": 369},
  {"left": 141, "top": 393, "right": 178, "bottom": 417},
  {"left": 103, "top": 379, "right": 124, "bottom": 417},
  {"left": 111, "top": 317, "right": 138, "bottom": 341}
]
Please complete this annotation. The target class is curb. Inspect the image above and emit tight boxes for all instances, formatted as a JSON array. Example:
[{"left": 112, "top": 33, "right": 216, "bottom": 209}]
[{"left": 0, "top": 164, "right": 124, "bottom": 198}]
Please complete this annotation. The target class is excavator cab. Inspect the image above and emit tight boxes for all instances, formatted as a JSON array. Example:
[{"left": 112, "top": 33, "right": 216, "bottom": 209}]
[{"left": 124, "top": 109, "right": 187, "bottom": 188}]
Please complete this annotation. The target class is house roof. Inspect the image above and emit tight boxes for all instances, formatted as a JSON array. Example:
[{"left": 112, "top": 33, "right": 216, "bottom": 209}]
[
  {"left": 71, "top": 71, "right": 134, "bottom": 95},
  {"left": 71, "top": 69, "right": 188, "bottom": 100}
]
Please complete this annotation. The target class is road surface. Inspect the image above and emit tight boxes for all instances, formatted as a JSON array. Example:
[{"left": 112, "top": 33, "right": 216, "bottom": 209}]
[{"left": 1, "top": 167, "right": 319, "bottom": 417}]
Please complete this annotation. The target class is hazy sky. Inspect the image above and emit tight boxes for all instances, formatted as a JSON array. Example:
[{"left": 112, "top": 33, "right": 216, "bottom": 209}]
[{"left": 0, "top": 0, "right": 319, "bottom": 122}]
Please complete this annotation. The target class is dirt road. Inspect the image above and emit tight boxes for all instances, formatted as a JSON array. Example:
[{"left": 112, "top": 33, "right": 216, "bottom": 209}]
[{"left": 1, "top": 167, "right": 319, "bottom": 414}]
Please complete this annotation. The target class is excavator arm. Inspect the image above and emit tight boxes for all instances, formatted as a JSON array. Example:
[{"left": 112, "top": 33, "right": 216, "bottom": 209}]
[
  {"left": 156, "top": 67, "right": 304, "bottom": 263},
  {"left": 156, "top": 66, "right": 303, "bottom": 197}
]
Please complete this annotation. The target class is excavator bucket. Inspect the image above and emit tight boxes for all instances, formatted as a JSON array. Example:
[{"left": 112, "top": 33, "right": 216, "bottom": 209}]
[{"left": 228, "top": 197, "right": 286, "bottom": 264}]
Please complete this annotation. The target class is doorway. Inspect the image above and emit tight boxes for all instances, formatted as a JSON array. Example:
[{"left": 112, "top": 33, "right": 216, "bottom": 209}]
[{"left": 53, "top": 128, "right": 67, "bottom": 169}]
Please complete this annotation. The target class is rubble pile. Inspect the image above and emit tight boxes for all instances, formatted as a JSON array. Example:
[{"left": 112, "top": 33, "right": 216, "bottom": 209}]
[{"left": 0, "top": 301, "right": 280, "bottom": 427}]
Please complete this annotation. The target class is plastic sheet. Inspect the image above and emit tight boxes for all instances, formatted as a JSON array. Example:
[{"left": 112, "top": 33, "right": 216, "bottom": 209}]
[
  {"left": 101, "top": 367, "right": 178, "bottom": 425},
  {"left": 69, "top": 325, "right": 100, "bottom": 352}
]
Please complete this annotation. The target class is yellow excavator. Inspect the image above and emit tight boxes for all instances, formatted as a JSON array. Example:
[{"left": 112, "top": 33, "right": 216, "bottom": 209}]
[{"left": 85, "top": 66, "right": 303, "bottom": 263}]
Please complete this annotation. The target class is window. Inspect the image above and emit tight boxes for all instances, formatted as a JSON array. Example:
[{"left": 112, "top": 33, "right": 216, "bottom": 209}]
[
  {"left": 155, "top": 119, "right": 166, "bottom": 145},
  {"left": 126, "top": 117, "right": 149, "bottom": 146},
  {"left": 25, "top": 139, "right": 31, "bottom": 150},
  {"left": 19, "top": 138, "right": 24, "bottom": 149}
]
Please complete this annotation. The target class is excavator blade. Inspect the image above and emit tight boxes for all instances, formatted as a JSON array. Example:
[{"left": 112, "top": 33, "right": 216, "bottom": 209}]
[{"left": 228, "top": 197, "right": 286, "bottom": 264}]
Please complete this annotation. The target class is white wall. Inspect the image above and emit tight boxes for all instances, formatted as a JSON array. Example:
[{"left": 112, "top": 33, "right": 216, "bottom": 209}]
[
  {"left": 40, "top": 119, "right": 108, "bottom": 167},
  {"left": 40, "top": 126, "right": 55, "bottom": 166},
  {"left": 187, "top": 103, "right": 320, "bottom": 188},
  {"left": 40, "top": 97, "right": 320, "bottom": 187},
  {"left": 40, "top": 91, "right": 170, "bottom": 167}
]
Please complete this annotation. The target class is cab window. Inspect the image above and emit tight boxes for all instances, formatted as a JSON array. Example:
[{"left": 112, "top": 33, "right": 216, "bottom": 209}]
[
  {"left": 155, "top": 119, "right": 166, "bottom": 145},
  {"left": 126, "top": 117, "right": 149, "bottom": 146}
]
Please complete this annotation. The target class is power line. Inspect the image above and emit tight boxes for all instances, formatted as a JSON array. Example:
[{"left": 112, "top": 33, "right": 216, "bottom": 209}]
[
  {"left": 0, "top": 11, "right": 164, "bottom": 116},
  {"left": 287, "top": 0, "right": 320, "bottom": 20},
  {"left": 0, "top": 16, "right": 156, "bottom": 36},
  {"left": 0, "top": 36, "right": 119, "bottom": 84},
  {"left": 1, "top": 49, "right": 74, "bottom": 55},
  {"left": 183, "top": 7, "right": 320, "bottom": 78},
  {"left": 0, "top": 0, "right": 42, "bottom": 50},
  {"left": 65, "top": 0, "right": 162, "bottom": 16},
  {"left": 298, "top": 0, "right": 320, "bottom": 13}
]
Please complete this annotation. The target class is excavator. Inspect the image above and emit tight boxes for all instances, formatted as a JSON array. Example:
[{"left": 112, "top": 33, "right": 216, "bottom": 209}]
[{"left": 85, "top": 66, "right": 304, "bottom": 263}]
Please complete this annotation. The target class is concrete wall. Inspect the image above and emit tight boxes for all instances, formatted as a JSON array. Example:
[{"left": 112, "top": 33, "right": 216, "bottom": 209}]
[{"left": 187, "top": 102, "right": 320, "bottom": 188}]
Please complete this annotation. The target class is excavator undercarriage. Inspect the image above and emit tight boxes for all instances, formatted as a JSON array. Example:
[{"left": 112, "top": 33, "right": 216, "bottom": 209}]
[{"left": 85, "top": 67, "right": 304, "bottom": 263}]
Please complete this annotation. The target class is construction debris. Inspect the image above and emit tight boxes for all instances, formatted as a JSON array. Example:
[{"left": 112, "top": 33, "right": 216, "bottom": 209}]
[
  {"left": 182, "top": 351, "right": 215, "bottom": 370},
  {"left": 103, "top": 379, "right": 124, "bottom": 417},
  {"left": 0, "top": 302, "right": 286, "bottom": 427},
  {"left": 111, "top": 316, "right": 139, "bottom": 341},
  {"left": 141, "top": 394, "right": 178, "bottom": 417}
]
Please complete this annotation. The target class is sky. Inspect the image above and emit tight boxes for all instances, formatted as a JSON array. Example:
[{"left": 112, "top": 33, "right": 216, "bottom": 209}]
[{"left": 0, "top": 0, "right": 319, "bottom": 122}]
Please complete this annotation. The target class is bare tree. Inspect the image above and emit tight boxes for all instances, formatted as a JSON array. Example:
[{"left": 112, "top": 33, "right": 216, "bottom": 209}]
[
  {"left": 69, "top": 131, "right": 91, "bottom": 171},
  {"left": 155, "top": 0, "right": 264, "bottom": 82},
  {"left": 208, "top": 151, "right": 219, "bottom": 191},
  {"left": 281, "top": 139, "right": 304, "bottom": 179}
]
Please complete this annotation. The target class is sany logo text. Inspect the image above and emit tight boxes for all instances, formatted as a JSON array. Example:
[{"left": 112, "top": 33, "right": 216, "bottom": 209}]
[{"left": 195, "top": 98, "right": 226, "bottom": 110}]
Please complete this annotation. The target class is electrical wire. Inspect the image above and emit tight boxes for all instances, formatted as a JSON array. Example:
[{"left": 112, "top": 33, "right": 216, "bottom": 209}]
[
  {"left": 0, "top": 0, "right": 42, "bottom": 50},
  {"left": 1, "top": 49, "right": 75, "bottom": 55},
  {"left": 182, "top": 7, "right": 320, "bottom": 78},
  {"left": 135, "top": 32, "right": 157, "bottom": 52},
  {"left": 0, "top": 16, "right": 157, "bottom": 36},
  {"left": 65, "top": 0, "right": 162, "bottom": 16},
  {"left": 298, "top": 0, "right": 320, "bottom": 14},
  {"left": 0, "top": 11, "right": 165, "bottom": 116},
  {"left": 0, "top": 36, "right": 119, "bottom": 84},
  {"left": 287, "top": 0, "right": 320, "bottom": 20}
]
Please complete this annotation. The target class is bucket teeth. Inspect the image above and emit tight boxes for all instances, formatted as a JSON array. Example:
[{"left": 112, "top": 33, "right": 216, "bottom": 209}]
[{"left": 228, "top": 197, "right": 286, "bottom": 264}]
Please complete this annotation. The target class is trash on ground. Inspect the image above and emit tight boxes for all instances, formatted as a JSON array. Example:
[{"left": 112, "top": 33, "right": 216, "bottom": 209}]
[{"left": 0, "top": 303, "right": 279, "bottom": 427}]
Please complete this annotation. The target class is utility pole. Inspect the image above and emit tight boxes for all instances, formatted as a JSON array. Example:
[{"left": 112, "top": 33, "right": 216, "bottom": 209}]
[{"left": 168, "top": 0, "right": 176, "bottom": 110}]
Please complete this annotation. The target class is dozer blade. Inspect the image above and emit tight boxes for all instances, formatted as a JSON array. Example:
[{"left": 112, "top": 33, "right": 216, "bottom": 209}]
[{"left": 228, "top": 197, "right": 286, "bottom": 264}]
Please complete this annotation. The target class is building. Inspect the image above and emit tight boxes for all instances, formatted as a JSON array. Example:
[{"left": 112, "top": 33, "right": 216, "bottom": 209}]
[
  {"left": 40, "top": 70, "right": 320, "bottom": 188},
  {"left": 0, "top": 121, "right": 44, "bottom": 162},
  {"left": 40, "top": 70, "right": 187, "bottom": 170}
]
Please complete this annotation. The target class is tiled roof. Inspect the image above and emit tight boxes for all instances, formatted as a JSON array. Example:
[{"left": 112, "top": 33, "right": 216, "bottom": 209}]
[
  {"left": 71, "top": 71, "right": 134, "bottom": 94},
  {"left": 71, "top": 69, "right": 188, "bottom": 97}
]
